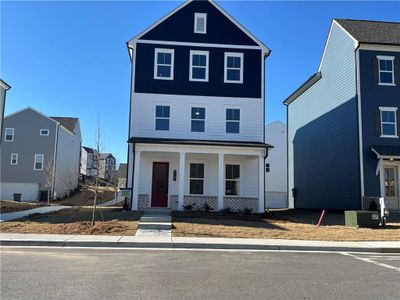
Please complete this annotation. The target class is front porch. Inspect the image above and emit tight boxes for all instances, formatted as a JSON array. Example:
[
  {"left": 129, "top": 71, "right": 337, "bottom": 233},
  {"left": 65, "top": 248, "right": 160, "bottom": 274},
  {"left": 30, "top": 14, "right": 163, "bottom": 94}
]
[{"left": 128, "top": 141, "right": 268, "bottom": 213}]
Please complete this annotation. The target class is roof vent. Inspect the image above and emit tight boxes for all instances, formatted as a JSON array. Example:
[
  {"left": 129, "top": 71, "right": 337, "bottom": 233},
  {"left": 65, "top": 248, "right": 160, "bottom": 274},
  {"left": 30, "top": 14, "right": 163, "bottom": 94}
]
[{"left": 194, "top": 13, "right": 207, "bottom": 34}]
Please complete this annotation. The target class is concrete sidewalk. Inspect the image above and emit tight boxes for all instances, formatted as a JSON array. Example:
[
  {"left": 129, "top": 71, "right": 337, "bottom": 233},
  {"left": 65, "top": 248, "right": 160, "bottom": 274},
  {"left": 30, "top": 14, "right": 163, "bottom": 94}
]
[
  {"left": 0, "top": 206, "right": 69, "bottom": 222},
  {"left": 0, "top": 233, "right": 399, "bottom": 253}
]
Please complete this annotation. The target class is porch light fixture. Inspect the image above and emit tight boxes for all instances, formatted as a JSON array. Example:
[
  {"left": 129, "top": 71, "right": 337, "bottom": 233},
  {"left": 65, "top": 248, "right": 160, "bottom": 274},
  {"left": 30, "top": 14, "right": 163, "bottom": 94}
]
[{"left": 390, "top": 158, "right": 394, "bottom": 161}]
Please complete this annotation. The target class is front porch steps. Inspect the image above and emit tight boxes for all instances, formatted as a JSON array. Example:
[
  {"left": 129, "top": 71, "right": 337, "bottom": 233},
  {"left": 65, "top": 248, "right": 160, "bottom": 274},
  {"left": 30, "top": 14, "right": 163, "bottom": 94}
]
[{"left": 135, "top": 208, "right": 172, "bottom": 237}]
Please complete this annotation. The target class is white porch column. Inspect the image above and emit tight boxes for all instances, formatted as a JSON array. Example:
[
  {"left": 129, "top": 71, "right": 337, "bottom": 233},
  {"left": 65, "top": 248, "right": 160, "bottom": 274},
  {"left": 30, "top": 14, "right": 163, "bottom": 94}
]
[
  {"left": 218, "top": 153, "right": 224, "bottom": 211},
  {"left": 131, "top": 150, "right": 141, "bottom": 211},
  {"left": 258, "top": 154, "right": 265, "bottom": 213},
  {"left": 178, "top": 152, "right": 185, "bottom": 210}
]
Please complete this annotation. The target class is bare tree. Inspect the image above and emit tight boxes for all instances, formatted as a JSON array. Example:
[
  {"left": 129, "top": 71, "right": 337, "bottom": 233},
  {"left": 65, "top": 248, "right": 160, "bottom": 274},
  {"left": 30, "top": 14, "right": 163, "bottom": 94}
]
[{"left": 42, "top": 159, "right": 54, "bottom": 205}]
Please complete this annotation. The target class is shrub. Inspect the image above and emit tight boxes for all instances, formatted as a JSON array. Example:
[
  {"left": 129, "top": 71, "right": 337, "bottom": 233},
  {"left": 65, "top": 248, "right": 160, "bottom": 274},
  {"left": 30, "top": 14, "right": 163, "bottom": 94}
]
[{"left": 204, "top": 202, "right": 214, "bottom": 212}]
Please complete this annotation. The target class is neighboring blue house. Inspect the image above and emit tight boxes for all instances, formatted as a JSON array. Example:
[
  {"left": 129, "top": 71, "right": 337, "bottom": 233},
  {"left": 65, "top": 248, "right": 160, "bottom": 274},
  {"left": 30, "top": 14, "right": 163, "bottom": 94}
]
[
  {"left": 126, "top": 0, "right": 271, "bottom": 212},
  {"left": 285, "top": 19, "right": 400, "bottom": 211}
]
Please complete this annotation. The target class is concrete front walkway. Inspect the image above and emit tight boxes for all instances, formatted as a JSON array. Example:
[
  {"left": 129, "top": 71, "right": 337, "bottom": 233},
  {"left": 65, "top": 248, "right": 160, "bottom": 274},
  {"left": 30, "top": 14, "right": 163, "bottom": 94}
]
[
  {"left": 0, "top": 233, "right": 399, "bottom": 253},
  {"left": 0, "top": 206, "right": 69, "bottom": 222},
  {"left": 135, "top": 208, "right": 172, "bottom": 237}
]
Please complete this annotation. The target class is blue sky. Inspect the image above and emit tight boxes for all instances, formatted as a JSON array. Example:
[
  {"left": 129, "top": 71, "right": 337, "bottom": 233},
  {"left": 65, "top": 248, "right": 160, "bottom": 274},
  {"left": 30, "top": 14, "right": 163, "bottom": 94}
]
[{"left": 2, "top": 1, "right": 399, "bottom": 164}]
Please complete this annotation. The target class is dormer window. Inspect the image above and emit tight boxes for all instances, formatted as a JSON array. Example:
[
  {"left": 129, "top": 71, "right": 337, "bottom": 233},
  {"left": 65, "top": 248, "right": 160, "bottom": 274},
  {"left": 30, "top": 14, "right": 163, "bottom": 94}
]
[{"left": 194, "top": 13, "right": 207, "bottom": 34}]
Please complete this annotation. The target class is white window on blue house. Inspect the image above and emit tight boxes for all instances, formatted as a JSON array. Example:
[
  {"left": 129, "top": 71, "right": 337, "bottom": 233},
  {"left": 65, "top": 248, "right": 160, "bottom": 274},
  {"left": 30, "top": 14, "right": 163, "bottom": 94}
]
[
  {"left": 34, "top": 154, "right": 44, "bottom": 171},
  {"left": 4, "top": 128, "right": 14, "bottom": 142},
  {"left": 190, "top": 163, "right": 204, "bottom": 195},
  {"left": 380, "top": 107, "right": 398, "bottom": 138},
  {"left": 225, "top": 164, "right": 240, "bottom": 196},
  {"left": 154, "top": 49, "right": 174, "bottom": 80},
  {"left": 224, "top": 52, "right": 243, "bottom": 83},
  {"left": 226, "top": 108, "right": 240, "bottom": 133},
  {"left": 190, "top": 50, "right": 209, "bottom": 82},
  {"left": 191, "top": 107, "right": 205, "bottom": 132},
  {"left": 377, "top": 56, "right": 395, "bottom": 86},
  {"left": 194, "top": 13, "right": 207, "bottom": 34},
  {"left": 11, "top": 153, "right": 18, "bottom": 165},
  {"left": 155, "top": 105, "right": 170, "bottom": 131}
]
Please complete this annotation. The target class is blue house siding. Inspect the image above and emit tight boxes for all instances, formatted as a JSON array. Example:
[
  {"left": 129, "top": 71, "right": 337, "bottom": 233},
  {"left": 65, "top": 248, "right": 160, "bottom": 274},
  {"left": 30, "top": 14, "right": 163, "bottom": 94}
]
[
  {"left": 134, "top": 43, "right": 262, "bottom": 98},
  {"left": 293, "top": 99, "right": 360, "bottom": 210},
  {"left": 140, "top": 0, "right": 258, "bottom": 46},
  {"left": 359, "top": 50, "right": 400, "bottom": 197},
  {"left": 287, "top": 22, "right": 360, "bottom": 209}
]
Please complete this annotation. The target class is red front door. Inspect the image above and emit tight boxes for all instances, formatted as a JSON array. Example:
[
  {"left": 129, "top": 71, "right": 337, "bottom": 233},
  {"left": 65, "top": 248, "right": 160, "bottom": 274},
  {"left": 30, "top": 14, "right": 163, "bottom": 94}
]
[{"left": 151, "top": 162, "right": 169, "bottom": 207}]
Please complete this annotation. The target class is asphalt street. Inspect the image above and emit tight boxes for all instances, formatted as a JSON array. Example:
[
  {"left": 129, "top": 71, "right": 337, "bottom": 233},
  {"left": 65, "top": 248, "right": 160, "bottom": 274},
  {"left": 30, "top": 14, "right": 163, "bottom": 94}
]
[{"left": 1, "top": 247, "right": 399, "bottom": 300}]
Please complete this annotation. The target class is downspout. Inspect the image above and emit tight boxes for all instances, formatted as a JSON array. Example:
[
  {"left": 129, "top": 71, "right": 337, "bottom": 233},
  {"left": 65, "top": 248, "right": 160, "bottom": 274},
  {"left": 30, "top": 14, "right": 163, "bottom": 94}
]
[{"left": 51, "top": 123, "right": 60, "bottom": 200}]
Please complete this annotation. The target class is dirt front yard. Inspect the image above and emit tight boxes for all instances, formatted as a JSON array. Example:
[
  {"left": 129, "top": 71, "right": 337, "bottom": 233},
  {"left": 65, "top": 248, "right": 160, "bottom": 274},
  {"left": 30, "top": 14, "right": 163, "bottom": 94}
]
[
  {"left": 0, "top": 200, "right": 46, "bottom": 214},
  {"left": 172, "top": 210, "right": 400, "bottom": 241},
  {"left": 53, "top": 186, "right": 116, "bottom": 206},
  {"left": 0, "top": 207, "right": 142, "bottom": 236}
]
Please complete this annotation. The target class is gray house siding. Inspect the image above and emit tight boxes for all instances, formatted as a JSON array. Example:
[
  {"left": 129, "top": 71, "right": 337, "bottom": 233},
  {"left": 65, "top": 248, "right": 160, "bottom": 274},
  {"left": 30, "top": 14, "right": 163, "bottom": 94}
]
[
  {"left": 287, "top": 22, "right": 360, "bottom": 209},
  {"left": 359, "top": 49, "right": 400, "bottom": 197}
]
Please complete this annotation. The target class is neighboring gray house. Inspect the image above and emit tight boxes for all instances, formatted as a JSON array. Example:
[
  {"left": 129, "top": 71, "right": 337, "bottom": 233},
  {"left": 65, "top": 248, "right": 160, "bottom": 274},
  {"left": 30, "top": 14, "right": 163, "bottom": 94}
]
[
  {"left": 117, "top": 163, "right": 127, "bottom": 188},
  {"left": 99, "top": 153, "right": 116, "bottom": 181},
  {"left": 80, "top": 146, "right": 98, "bottom": 178},
  {"left": 0, "top": 79, "right": 11, "bottom": 141},
  {"left": 0, "top": 107, "right": 82, "bottom": 201}
]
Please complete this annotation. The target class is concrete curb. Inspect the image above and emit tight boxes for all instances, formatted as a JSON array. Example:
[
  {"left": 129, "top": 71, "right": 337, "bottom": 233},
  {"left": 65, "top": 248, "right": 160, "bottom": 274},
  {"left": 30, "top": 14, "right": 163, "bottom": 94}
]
[{"left": 1, "top": 238, "right": 399, "bottom": 253}]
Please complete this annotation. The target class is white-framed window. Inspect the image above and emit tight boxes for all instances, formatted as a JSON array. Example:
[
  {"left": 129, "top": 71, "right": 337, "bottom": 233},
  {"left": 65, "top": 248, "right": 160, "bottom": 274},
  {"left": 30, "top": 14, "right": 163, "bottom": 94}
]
[
  {"left": 155, "top": 105, "right": 170, "bottom": 131},
  {"left": 265, "top": 163, "right": 270, "bottom": 173},
  {"left": 377, "top": 56, "right": 395, "bottom": 86},
  {"left": 4, "top": 128, "right": 14, "bottom": 142},
  {"left": 225, "top": 164, "right": 240, "bottom": 196},
  {"left": 11, "top": 153, "right": 18, "bottom": 165},
  {"left": 224, "top": 52, "right": 243, "bottom": 83},
  {"left": 154, "top": 48, "right": 174, "bottom": 80},
  {"left": 189, "top": 163, "right": 204, "bottom": 195},
  {"left": 189, "top": 50, "right": 209, "bottom": 82},
  {"left": 191, "top": 107, "right": 206, "bottom": 132},
  {"left": 34, "top": 154, "right": 44, "bottom": 171},
  {"left": 380, "top": 107, "right": 398, "bottom": 138},
  {"left": 40, "top": 129, "right": 49, "bottom": 136},
  {"left": 226, "top": 108, "right": 240, "bottom": 133},
  {"left": 194, "top": 13, "right": 207, "bottom": 34}
]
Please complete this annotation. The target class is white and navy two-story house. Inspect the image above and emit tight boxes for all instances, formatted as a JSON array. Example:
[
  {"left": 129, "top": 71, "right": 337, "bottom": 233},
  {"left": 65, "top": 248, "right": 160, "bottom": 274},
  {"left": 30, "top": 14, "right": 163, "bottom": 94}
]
[
  {"left": 126, "top": 0, "right": 271, "bottom": 212},
  {"left": 285, "top": 19, "right": 400, "bottom": 211}
]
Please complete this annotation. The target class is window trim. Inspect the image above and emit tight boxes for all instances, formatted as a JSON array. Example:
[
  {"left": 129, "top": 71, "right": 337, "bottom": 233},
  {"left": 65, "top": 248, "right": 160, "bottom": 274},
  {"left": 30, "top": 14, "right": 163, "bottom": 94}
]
[
  {"left": 194, "top": 13, "right": 207, "bottom": 34},
  {"left": 189, "top": 162, "right": 205, "bottom": 195},
  {"left": 225, "top": 164, "right": 240, "bottom": 196},
  {"left": 377, "top": 55, "right": 395, "bottom": 86},
  {"left": 4, "top": 128, "right": 14, "bottom": 142},
  {"left": 11, "top": 153, "right": 18, "bottom": 165},
  {"left": 379, "top": 107, "right": 398, "bottom": 138},
  {"left": 40, "top": 129, "right": 50, "bottom": 136},
  {"left": 189, "top": 50, "right": 209, "bottom": 82},
  {"left": 225, "top": 108, "right": 241, "bottom": 134},
  {"left": 224, "top": 52, "right": 244, "bottom": 84},
  {"left": 34, "top": 154, "right": 44, "bottom": 171},
  {"left": 190, "top": 106, "right": 206, "bottom": 133},
  {"left": 155, "top": 105, "right": 170, "bottom": 131},
  {"left": 153, "top": 48, "right": 174, "bottom": 80}
]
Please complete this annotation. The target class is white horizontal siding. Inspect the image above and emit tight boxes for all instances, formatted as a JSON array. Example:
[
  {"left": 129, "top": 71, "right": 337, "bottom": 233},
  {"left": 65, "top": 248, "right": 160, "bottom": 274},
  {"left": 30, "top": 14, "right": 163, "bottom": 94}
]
[{"left": 131, "top": 93, "right": 263, "bottom": 142}]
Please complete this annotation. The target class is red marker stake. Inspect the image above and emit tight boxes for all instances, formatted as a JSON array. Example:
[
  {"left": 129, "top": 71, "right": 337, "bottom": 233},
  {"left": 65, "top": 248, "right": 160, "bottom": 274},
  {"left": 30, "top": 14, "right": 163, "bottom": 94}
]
[{"left": 317, "top": 210, "right": 326, "bottom": 226}]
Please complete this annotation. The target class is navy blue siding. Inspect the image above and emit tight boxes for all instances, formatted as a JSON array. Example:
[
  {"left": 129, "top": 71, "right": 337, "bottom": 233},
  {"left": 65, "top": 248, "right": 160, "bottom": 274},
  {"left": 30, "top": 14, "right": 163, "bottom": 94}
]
[
  {"left": 360, "top": 50, "right": 400, "bottom": 197},
  {"left": 293, "top": 99, "right": 361, "bottom": 210},
  {"left": 134, "top": 43, "right": 262, "bottom": 98},
  {"left": 140, "top": 0, "right": 258, "bottom": 46}
]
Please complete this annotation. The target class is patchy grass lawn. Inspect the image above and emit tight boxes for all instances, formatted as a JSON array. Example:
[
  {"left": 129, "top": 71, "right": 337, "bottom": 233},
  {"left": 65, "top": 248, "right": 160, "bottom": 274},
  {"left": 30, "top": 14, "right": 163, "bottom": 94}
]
[
  {"left": 0, "top": 200, "right": 46, "bottom": 214},
  {"left": 0, "top": 207, "right": 142, "bottom": 236},
  {"left": 53, "top": 186, "right": 116, "bottom": 206},
  {"left": 172, "top": 210, "right": 400, "bottom": 241}
]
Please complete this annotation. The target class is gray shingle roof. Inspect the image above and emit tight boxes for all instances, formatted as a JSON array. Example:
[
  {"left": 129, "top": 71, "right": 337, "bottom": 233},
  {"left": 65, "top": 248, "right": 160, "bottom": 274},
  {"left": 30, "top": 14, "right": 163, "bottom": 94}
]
[
  {"left": 371, "top": 145, "right": 400, "bottom": 157},
  {"left": 50, "top": 117, "right": 79, "bottom": 133},
  {"left": 335, "top": 19, "right": 400, "bottom": 45}
]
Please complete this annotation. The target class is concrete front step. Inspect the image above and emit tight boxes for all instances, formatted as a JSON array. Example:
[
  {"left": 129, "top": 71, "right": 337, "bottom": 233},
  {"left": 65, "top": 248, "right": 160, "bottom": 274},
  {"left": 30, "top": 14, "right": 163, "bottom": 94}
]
[
  {"left": 137, "top": 222, "right": 172, "bottom": 231},
  {"left": 140, "top": 216, "right": 172, "bottom": 223},
  {"left": 143, "top": 209, "right": 171, "bottom": 216}
]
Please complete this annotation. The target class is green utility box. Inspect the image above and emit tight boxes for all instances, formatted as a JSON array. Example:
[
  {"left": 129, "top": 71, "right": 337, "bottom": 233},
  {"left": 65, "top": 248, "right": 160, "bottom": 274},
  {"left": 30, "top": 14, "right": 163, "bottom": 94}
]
[{"left": 345, "top": 211, "right": 380, "bottom": 228}]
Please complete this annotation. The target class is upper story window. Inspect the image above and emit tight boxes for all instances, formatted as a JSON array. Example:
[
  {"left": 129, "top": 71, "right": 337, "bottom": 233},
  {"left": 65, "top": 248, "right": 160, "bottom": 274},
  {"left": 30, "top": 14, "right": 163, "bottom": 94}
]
[
  {"left": 224, "top": 52, "right": 243, "bottom": 84},
  {"left": 11, "top": 153, "right": 18, "bottom": 165},
  {"left": 377, "top": 56, "right": 395, "bottom": 86},
  {"left": 189, "top": 163, "right": 204, "bottom": 195},
  {"left": 194, "top": 13, "right": 207, "bottom": 34},
  {"left": 155, "top": 105, "right": 170, "bottom": 131},
  {"left": 34, "top": 154, "right": 44, "bottom": 171},
  {"left": 380, "top": 107, "right": 398, "bottom": 138},
  {"left": 189, "top": 50, "right": 209, "bottom": 82},
  {"left": 154, "top": 48, "right": 174, "bottom": 80},
  {"left": 226, "top": 108, "right": 240, "bottom": 133},
  {"left": 40, "top": 129, "right": 49, "bottom": 136},
  {"left": 191, "top": 107, "right": 206, "bottom": 132},
  {"left": 4, "top": 128, "right": 14, "bottom": 142},
  {"left": 225, "top": 164, "right": 240, "bottom": 196}
]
